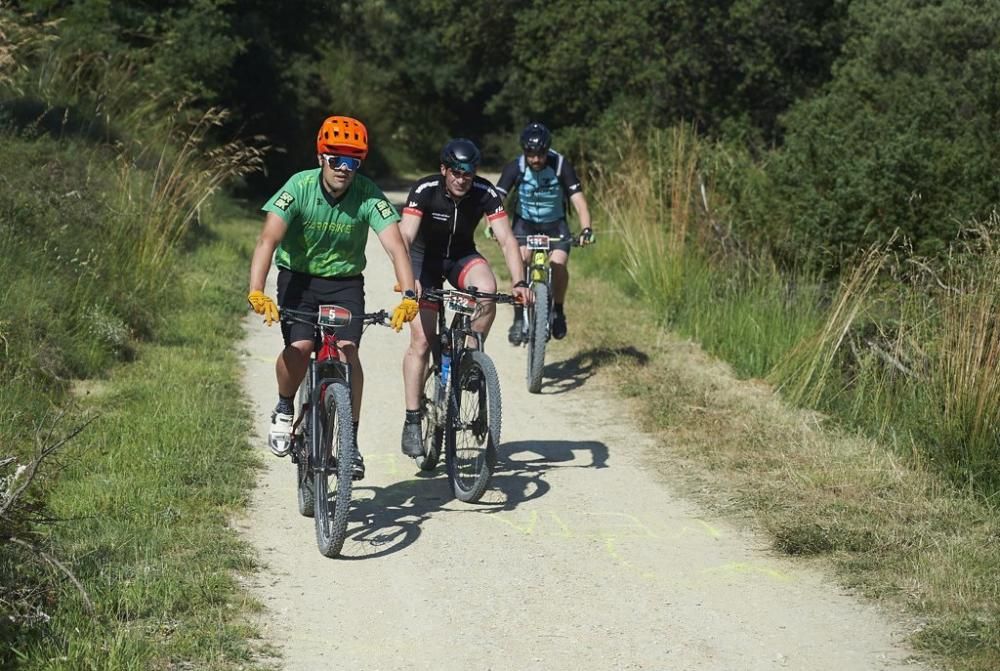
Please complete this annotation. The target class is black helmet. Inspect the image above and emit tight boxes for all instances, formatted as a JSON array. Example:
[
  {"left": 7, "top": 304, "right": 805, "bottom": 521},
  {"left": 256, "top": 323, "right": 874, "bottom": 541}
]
[
  {"left": 520, "top": 122, "right": 551, "bottom": 153},
  {"left": 440, "top": 138, "right": 481, "bottom": 172}
]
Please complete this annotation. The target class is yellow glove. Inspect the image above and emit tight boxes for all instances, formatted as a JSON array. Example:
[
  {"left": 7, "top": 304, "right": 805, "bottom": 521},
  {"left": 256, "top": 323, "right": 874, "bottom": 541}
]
[
  {"left": 247, "top": 290, "right": 279, "bottom": 326},
  {"left": 390, "top": 296, "right": 419, "bottom": 332}
]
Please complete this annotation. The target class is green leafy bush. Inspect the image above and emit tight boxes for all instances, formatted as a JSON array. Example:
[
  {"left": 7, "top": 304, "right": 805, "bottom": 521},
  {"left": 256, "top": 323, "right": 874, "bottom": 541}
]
[{"left": 763, "top": 0, "right": 1000, "bottom": 266}]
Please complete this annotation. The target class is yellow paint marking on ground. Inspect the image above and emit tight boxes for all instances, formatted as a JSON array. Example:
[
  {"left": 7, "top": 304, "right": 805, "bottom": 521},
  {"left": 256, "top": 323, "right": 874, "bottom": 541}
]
[
  {"left": 700, "top": 562, "right": 792, "bottom": 582},
  {"left": 675, "top": 519, "right": 723, "bottom": 539},
  {"left": 547, "top": 511, "right": 574, "bottom": 538},
  {"left": 603, "top": 538, "right": 659, "bottom": 581},
  {"left": 489, "top": 510, "right": 540, "bottom": 535}
]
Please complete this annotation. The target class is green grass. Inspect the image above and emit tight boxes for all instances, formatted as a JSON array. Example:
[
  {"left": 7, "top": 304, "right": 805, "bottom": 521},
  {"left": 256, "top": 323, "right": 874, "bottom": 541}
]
[{"left": 4, "top": 215, "right": 269, "bottom": 670}]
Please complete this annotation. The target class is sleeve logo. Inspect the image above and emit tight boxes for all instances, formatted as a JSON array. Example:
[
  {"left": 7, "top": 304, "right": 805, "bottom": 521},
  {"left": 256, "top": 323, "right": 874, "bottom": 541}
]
[
  {"left": 274, "top": 191, "right": 295, "bottom": 211},
  {"left": 376, "top": 200, "right": 394, "bottom": 220}
]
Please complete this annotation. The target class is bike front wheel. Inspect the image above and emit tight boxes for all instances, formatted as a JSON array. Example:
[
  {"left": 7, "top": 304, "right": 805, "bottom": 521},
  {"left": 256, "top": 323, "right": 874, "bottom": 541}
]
[
  {"left": 446, "top": 350, "right": 501, "bottom": 502},
  {"left": 417, "top": 367, "right": 443, "bottom": 471},
  {"left": 314, "top": 380, "right": 355, "bottom": 557},
  {"left": 526, "top": 281, "right": 550, "bottom": 394}
]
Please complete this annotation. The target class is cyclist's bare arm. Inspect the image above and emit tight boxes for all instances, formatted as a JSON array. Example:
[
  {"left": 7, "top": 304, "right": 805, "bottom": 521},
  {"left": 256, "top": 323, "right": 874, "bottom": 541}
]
[
  {"left": 376, "top": 222, "right": 417, "bottom": 295},
  {"left": 249, "top": 211, "right": 287, "bottom": 293},
  {"left": 569, "top": 191, "right": 592, "bottom": 231},
  {"left": 398, "top": 210, "right": 421, "bottom": 248},
  {"left": 487, "top": 214, "right": 531, "bottom": 302}
]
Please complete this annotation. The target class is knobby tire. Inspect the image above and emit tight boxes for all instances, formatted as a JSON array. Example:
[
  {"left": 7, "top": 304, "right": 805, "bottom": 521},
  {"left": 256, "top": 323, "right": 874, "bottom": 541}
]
[
  {"left": 526, "top": 282, "right": 550, "bottom": 394},
  {"left": 314, "top": 381, "right": 355, "bottom": 557},
  {"left": 417, "top": 367, "right": 443, "bottom": 471},
  {"left": 446, "top": 350, "right": 501, "bottom": 502}
]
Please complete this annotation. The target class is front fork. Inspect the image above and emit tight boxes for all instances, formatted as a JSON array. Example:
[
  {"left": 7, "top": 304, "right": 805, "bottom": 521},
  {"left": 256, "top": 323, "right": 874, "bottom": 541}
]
[
  {"left": 525, "top": 250, "right": 551, "bottom": 337},
  {"left": 294, "top": 358, "right": 349, "bottom": 472}
]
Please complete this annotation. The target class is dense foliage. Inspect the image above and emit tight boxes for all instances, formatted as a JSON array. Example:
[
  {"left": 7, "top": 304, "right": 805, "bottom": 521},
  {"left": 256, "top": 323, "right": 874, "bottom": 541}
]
[{"left": 758, "top": 0, "right": 1000, "bottom": 263}]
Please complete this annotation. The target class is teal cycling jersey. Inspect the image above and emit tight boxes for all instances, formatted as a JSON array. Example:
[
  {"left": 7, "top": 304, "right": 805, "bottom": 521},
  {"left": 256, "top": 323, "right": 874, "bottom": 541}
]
[{"left": 496, "top": 150, "right": 583, "bottom": 224}]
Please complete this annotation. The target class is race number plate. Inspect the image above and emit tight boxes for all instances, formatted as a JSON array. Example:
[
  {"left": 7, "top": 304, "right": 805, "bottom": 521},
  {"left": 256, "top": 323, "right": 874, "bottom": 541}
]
[
  {"left": 446, "top": 292, "right": 477, "bottom": 316},
  {"left": 318, "top": 305, "right": 352, "bottom": 328},
  {"left": 526, "top": 234, "right": 550, "bottom": 250}
]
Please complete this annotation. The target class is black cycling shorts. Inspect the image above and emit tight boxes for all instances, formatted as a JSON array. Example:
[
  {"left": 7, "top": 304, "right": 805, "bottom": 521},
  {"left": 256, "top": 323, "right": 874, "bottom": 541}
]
[
  {"left": 410, "top": 249, "right": 489, "bottom": 298},
  {"left": 513, "top": 217, "right": 573, "bottom": 254},
  {"left": 276, "top": 269, "right": 365, "bottom": 347}
]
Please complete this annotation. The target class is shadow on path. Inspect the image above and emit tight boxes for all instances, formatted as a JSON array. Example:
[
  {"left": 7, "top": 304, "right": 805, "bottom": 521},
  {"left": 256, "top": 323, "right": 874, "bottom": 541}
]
[
  {"left": 338, "top": 438, "right": 610, "bottom": 558},
  {"left": 540, "top": 346, "right": 649, "bottom": 394}
]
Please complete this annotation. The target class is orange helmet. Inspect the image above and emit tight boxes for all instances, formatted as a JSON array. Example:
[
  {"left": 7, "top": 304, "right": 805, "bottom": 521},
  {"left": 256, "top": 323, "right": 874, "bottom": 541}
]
[{"left": 316, "top": 115, "right": 368, "bottom": 159}]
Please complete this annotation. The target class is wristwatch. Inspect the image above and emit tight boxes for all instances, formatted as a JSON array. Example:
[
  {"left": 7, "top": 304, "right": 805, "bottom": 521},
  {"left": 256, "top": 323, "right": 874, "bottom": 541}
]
[
  {"left": 403, "top": 289, "right": 418, "bottom": 300},
  {"left": 513, "top": 280, "right": 529, "bottom": 289}
]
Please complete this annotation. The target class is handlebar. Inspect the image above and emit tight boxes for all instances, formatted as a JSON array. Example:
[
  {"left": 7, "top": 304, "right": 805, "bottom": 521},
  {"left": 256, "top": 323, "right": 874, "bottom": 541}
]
[
  {"left": 420, "top": 286, "right": 519, "bottom": 305},
  {"left": 279, "top": 306, "right": 391, "bottom": 328},
  {"left": 514, "top": 233, "right": 590, "bottom": 247}
]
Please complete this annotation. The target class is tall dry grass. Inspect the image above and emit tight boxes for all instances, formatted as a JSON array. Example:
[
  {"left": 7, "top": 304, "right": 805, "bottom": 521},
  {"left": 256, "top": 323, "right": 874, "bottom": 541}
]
[
  {"left": 769, "top": 239, "right": 891, "bottom": 407},
  {"left": 116, "top": 106, "right": 266, "bottom": 284},
  {"left": 587, "top": 122, "right": 1000, "bottom": 491},
  {"left": 584, "top": 123, "right": 827, "bottom": 378}
]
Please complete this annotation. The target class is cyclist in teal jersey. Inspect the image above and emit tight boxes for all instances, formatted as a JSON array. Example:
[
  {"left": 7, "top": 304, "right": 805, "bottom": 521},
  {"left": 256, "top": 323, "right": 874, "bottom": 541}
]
[
  {"left": 495, "top": 122, "right": 595, "bottom": 343},
  {"left": 248, "top": 115, "right": 418, "bottom": 479}
]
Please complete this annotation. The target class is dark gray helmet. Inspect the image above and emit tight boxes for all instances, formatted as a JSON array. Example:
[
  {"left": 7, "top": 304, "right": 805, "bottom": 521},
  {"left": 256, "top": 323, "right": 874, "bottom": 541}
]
[
  {"left": 440, "top": 138, "right": 481, "bottom": 172},
  {"left": 520, "top": 122, "right": 551, "bottom": 153}
]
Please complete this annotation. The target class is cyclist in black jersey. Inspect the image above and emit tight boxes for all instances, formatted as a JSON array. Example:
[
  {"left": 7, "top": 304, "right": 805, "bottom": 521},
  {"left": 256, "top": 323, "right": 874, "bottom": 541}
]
[
  {"left": 495, "top": 122, "right": 595, "bottom": 344},
  {"left": 397, "top": 138, "right": 531, "bottom": 457}
]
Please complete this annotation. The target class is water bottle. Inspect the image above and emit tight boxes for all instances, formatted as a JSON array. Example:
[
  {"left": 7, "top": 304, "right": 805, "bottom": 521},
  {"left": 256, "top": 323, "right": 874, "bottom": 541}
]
[{"left": 441, "top": 352, "right": 452, "bottom": 389}]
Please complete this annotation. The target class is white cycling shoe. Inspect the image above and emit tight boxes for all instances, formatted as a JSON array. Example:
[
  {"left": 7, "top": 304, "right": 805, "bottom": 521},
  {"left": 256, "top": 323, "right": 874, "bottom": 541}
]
[{"left": 268, "top": 412, "right": 294, "bottom": 457}]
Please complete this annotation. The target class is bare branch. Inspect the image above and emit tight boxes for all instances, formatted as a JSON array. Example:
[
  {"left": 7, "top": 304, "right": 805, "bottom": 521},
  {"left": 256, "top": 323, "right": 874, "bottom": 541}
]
[
  {"left": 7, "top": 536, "right": 94, "bottom": 614},
  {"left": 0, "top": 414, "right": 96, "bottom": 519}
]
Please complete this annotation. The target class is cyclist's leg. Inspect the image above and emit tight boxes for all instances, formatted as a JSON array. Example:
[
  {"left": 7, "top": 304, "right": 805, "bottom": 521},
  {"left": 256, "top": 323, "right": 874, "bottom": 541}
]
[
  {"left": 550, "top": 248, "right": 569, "bottom": 302},
  {"left": 452, "top": 253, "right": 496, "bottom": 343},
  {"left": 403, "top": 251, "right": 441, "bottom": 411},
  {"left": 402, "top": 251, "right": 441, "bottom": 456},
  {"left": 403, "top": 304, "right": 436, "bottom": 410},
  {"left": 549, "top": 220, "right": 572, "bottom": 339},
  {"left": 549, "top": 219, "right": 573, "bottom": 304},
  {"left": 509, "top": 218, "right": 531, "bottom": 345},
  {"left": 273, "top": 270, "right": 319, "bottom": 455},
  {"left": 276, "top": 269, "right": 318, "bottom": 396}
]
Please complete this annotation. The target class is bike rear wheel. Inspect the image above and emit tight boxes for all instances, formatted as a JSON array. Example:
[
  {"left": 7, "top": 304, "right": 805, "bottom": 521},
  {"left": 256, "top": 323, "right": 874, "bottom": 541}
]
[
  {"left": 417, "top": 367, "right": 443, "bottom": 471},
  {"left": 526, "top": 282, "right": 550, "bottom": 394},
  {"left": 295, "top": 380, "right": 314, "bottom": 517},
  {"left": 446, "top": 350, "right": 501, "bottom": 502},
  {"left": 314, "top": 381, "right": 355, "bottom": 557}
]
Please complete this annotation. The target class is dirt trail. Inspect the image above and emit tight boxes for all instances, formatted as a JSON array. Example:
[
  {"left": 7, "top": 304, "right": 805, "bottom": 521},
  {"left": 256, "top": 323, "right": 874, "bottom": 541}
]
[{"left": 235, "top": 186, "right": 928, "bottom": 671}]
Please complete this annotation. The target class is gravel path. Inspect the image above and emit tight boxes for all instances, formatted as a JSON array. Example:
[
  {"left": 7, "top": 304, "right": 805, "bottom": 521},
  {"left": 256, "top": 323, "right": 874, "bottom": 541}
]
[{"left": 235, "top": 185, "right": 928, "bottom": 671}]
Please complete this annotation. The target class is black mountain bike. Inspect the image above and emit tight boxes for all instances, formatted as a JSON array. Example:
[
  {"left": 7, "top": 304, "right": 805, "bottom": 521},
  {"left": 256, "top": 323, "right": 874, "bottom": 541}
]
[
  {"left": 280, "top": 305, "right": 389, "bottom": 557},
  {"left": 413, "top": 286, "right": 517, "bottom": 502},
  {"left": 512, "top": 234, "right": 585, "bottom": 393}
]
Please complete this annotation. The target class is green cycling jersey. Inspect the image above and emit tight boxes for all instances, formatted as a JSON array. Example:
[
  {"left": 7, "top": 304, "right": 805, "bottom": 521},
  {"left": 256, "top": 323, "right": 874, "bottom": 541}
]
[{"left": 262, "top": 169, "right": 399, "bottom": 278}]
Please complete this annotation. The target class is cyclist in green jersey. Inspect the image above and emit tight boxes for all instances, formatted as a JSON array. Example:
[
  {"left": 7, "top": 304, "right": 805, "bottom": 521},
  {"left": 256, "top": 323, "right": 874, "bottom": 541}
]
[{"left": 248, "top": 115, "right": 418, "bottom": 479}]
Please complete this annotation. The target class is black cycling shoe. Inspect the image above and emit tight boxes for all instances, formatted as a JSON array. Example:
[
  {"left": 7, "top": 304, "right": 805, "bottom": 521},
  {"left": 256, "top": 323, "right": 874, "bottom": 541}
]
[
  {"left": 552, "top": 312, "right": 567, "bottom": 340},
  {"left": 352, "top": 451, "right": 365, "bottom": 481},
  {"left": 401, "top": 421, "right": 423, "bottom": 457},
  {"left": 508, "top": 320, "right": 524, "bottom": 346}
]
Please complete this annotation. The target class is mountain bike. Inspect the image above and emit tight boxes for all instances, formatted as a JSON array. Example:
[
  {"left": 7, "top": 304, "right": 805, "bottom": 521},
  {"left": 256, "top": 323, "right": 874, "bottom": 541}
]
[
  {"left": 512, "top": 233, "right": 586, "bottom": 393},
  {"left": 280, "top": 305, "right": 389, "bottom": 557},
  {"left": 413, "top": 286, "right": 517, "bottom": 502}
]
